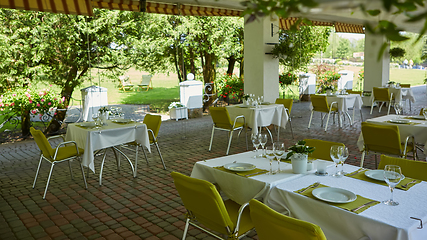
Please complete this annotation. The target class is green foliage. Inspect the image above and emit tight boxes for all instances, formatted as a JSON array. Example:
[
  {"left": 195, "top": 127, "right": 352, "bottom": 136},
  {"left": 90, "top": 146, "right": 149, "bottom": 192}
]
[
  {"left": 0, "top": 85, "right": 61, "bottom": 117},
  {"left": 279, "top": 72, "right": 298, "bottom": 87},
  {"left": 389, "top": 47, "right": 406, "bottom": 58},
  {"left": 286, "top": 140, "right": 315, "bottom": 159},
  {"left": 215, "top": 73, "right": 244, "bottom": 101},
  {"left": 271, "top": 26, "right": 330, "bottom": 72}
]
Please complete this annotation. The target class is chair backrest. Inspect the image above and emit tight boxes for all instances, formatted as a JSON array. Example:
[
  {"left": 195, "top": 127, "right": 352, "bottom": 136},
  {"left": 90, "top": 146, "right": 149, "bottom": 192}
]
[
  {"left": 275, "top": 98, "right": 293, "bottom": 114},
  {"left": 379, "top": 155, "right": 427, "bottom": 181},
  {"left": 143, "top": 114, "right": 161, "bottom": 142},
  {"left": 141, "top": 75, "right": 152, "bottom": 85},
  {"left": 361, "top": 122, "right": 402, "bottom": 156},
  {"left": 373, "top": 87, "right": 391, "bottom": 101},
  {"left": 209, "top": 107, "right": 234, "bottom": 129},
  {"left": 119, "top": 75, "right": 130, "bottom": 83},
  {"left": 310, "top": 95, "right": 330, "bottom": 113},
  {"left": 171, "top": 172, "right": 235, "bottom": 235},
  {"left": 346, "top": 90, "right": 362, "bottom": 96},
  {"left": 400, "top": 83, "right": 410, "bottom": 88},
  {"left": 249, "top": 199, "right": 327, "bottom": 240},
  {"left": 304, "top": 139, "right": 345, "bottom": 161},
  {"left": 30, "top": 127, "right": 54, "bottom": 159},
  {"left": 419, "top": 108, "right": 426, "bottom": 116}
]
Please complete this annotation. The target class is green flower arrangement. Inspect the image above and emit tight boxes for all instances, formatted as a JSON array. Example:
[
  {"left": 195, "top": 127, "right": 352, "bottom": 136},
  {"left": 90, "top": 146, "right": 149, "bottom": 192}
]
[
  {"left": 279, "top": 72, "right": 298, "bottom": 87},
  {"left": 168, "top": 102, "right": 184, "bottom": 109},
  {"left": 216, "top": 73, "right": 244, "bottom": 101},
  {"left": 0, "top": 85, "right": 62, "bottom": 119},
  {"left": 317, "top": 70, "right": 340, "bottom": 93},
  {"left": 285, "top": 140, "right": 315, "bottom": 160}
]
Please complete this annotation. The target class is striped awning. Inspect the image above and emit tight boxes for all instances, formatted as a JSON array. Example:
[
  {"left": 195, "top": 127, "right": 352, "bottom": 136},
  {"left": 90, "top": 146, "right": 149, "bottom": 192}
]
[
  {"left": 279, "top": 17, "right": 365, "bottom": 34},
  {"left": 0, "top": 0, "right": 93, "bottom": 15}
]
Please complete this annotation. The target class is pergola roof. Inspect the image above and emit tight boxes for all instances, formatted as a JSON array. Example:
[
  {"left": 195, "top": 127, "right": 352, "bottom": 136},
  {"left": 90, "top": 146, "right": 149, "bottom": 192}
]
[{"left": 0, "top": 0, "right": 424, "bottom": 33}]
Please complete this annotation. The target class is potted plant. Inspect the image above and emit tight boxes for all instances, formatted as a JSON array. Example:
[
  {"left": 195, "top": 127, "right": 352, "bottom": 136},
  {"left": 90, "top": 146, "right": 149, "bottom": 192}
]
[
  {"left": 324, "top": 85, "right": 334, "bottom": 95},
  {"left": 285, "top": 140, "right": 315, "bottom": 174},
  {"left": 387, "top": 81, "right": 396, "bottom": 88},
  {"left": 168, "top": 102, "right": 187, "bottom": 121}
]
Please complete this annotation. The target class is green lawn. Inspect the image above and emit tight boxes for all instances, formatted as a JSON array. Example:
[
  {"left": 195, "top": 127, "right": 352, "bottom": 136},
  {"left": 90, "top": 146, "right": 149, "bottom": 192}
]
[{"left": 389, "top": 68, "right": 426, "bottom": 86}]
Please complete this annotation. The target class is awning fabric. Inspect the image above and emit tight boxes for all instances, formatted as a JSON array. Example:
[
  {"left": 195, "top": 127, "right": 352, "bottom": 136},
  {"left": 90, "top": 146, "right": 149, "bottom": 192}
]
[
  {"left": 279, "top": 17, "right": 365, "bottom": 34},
  {"left": 0, "top": 0, "right": 93, "bottom": 15}
]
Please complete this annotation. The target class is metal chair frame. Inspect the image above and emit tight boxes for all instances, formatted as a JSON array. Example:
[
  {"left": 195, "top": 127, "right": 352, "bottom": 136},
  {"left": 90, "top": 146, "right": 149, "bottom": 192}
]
[
  {"left": 370, "top": 87, "right": 394, "bottom": 115},
  {"left": 308, "top": 95, "right": 339, "bottom": 132},
  {"left": 209, "top": 113, "right": 248, "bottom": 155}
]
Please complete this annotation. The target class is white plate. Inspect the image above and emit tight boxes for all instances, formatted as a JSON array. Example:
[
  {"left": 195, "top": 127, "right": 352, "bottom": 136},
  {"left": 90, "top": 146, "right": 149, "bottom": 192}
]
[
  {"left": 112, "top": 119, "right": 132, "bottom": 123},
  {"left": 389, "top": 119, "right": 410, "bottom": 124},
  {"left": 223, "top": 163, "right": 256, "bottom": 172},
  {"left": 238, "top": 105, "right": 251, "bottom": 108},
  {"left": 410, "top": 115, "right": 425, "bottom": 120},
  {"left": 312, "top": 187, "right": 357, "bottom": 203},
  {"left": 365, "top": 170, "right": 385, "bottom": 181},
  {"left": 80, "top": 122, "right": 96, "bottom": 127},
  {"left": 365, "top": 170, "right": 405, "bottom": 181}
]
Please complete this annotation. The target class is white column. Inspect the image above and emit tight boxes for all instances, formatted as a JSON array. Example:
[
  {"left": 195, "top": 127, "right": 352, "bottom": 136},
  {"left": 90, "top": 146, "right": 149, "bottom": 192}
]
[
  {"left": 244, "top": 15, "right": 280, "bottom": 103},
  {"left": 364, "top": 31, "right": 390, "bottom": 92}
]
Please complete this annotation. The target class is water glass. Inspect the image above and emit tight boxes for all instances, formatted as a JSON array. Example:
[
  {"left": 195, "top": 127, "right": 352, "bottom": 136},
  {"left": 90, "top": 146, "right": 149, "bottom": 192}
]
[
  {"left": 265, "top": 146, "right": 276, "bottom": 175},
  {"left": 259, "top": 133, "right": 268, "bottom": 157},
  {"left": 340, "top": 146, "right": 349, "bottom": 175},
  {"left": 330, "top": 145, "right": 343, "bottom": 178},
  {"left": 383, "top": 165, "right": 402, "bottom": 206},
  {"left": 273, "top": 142, "right": 285, "bottom": 173},
  {"left": 394, "top": 102, "right": 403, "bottom": 115},
  {"left": 251, "top": 133, "right": 261, "bottom": 158}
]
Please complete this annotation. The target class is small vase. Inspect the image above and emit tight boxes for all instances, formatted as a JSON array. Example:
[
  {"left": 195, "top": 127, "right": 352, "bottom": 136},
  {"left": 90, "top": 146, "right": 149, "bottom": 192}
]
[
  {"left": 326, "top": 90, "right": 332, "bottom": 95},
  {"left": 291, "top": 153, "right": 308, "bottom": 174}
]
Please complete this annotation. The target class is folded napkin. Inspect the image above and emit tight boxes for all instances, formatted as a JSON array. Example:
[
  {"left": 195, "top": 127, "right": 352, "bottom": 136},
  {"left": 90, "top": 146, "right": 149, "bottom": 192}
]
[
  {"left": 385, "top": 120, "right": 420, "bottom": 125},
  {"left": 404, "top": 116, "right": 426, "bottom": 121},
  {"left": 77, "top": 124, "right": 96, "bottom": 129},
  {"left": 214, "top": 166, "right": 268, "bottom": 178},
  {"left": 112, "top": 120, "right": 134, "bottom": 125},
  {"left": 345, "top": 168, "right": 422, "bottom": 191},
  {"left": 295, "top": 183, "right": 380, "bottom": 214}
]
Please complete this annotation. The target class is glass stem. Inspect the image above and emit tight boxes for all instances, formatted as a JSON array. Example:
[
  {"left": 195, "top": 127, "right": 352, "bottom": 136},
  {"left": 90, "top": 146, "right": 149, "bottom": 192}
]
[
  {"left": 277, "top": 158, "right": 281, "bottom": 172},
  {"left": 269, "top": 160, "right": 273, "bottom": 174},
  {"left": 390, "top": 187, "right": 394, "bottom": 202}
]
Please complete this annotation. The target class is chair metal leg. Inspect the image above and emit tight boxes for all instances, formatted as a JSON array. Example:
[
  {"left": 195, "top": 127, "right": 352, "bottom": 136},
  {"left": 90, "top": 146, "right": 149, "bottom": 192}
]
[
  {"left": 68, "top": 160, "right": 74, "bottom": 180},
  {"left": 265, "top": 127, "right": 274, "bottom": 145},
  {"left": 379, "top": 102, "right": 384, "bottom": 113},
  {"left": 209, "top": 126, "right": 215, "bottom": 152},
  {"left": 360, "top": 151, "right": 366, "bottom": 168},
  {"left": 142, "top": 146, "right": 149, "bottom": 164},
  {"left": 182, "top": 218, "right": 190, "bottom": 240},
  {"left": 99, "top": 150, "right": 108, "bottom": 186},
  {"left": 226, "top": 131, "right": 234, "bottom": 155},
  {"left": 308, "top": 111, "right": 314, "bottom": 129},
  {"left": 112, "top": 147, "right": 120, "bottom": 171},
  {"left": 79, "top": 162, "right": 88, "bottom": 189},
  {"left": 154, "top": 142, "right": 166, "bottom": 170},
  {"left": 370, "top": 101, "right": 374, "bottom": 114},
  {"left": 325, "top": 112, "right": 331, "bottom": 131},
  {"left": 43, "top": 163, "right": 55, "bottom": 199},
  {"left": 387, "top": 102, "right": 391, "bottom": 115},
  {"left": 33, "top": 155, "right": 43, "bottom": 188}
]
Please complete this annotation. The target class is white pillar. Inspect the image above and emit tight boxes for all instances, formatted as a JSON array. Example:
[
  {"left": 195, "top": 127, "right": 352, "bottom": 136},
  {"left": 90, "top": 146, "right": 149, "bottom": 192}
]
[
  {"left": 364, "top": 31, "right": 390, "bottom": 92},
  {"left": 244, "top": 15, "right": 280, "bottom": 103}
]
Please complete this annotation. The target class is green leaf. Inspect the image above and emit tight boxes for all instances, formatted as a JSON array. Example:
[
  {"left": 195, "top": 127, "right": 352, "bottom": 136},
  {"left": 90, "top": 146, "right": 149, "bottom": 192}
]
[
  {"left": 367, "top": 9, "right": 381, "bottom": 16},
  {"left": 406, "top": 11, "right": 427, "bottom": 22}
]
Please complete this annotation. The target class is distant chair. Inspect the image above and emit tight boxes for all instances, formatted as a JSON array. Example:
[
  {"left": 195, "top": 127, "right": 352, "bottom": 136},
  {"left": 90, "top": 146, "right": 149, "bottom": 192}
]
[
  {"left": 308, "top": 94, "right": 339, "bottom": 132},
  {"left": 379, "top": 155, "right": 427, "bottom": 181},
  {"left": 275, "top": 98, "right": 294, "bottom": 138},
  {"left": 304, "top": 139, "right": 345, "bottom": 161},
  {"left": 119, "top": 75, "right": 134, "bottom": 92},
  {"left": 371, "top": 87, "right": 394, "bottom": 115},
  {"left": 346, "top": 90, "right": 362, "bottom": 96},
  {"left": 138, "top": 75, "right": 153, "bottom": 91}
]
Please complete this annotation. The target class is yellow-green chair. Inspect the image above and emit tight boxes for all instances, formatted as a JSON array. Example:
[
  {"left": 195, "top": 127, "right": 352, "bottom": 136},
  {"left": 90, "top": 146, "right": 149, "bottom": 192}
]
[
  {"left": 304, "top": 139, "right": 345, "bottom": 161},
  {"left": 209, "top": 107, "right": 248, "bottom": 155},
  {"left": 360, "top": 122, "right": 416, "bottom": 168},
  {"left": 275, "top": 98, "right": 294, "bottom": 138},
  {"left": 249, "top": 199, "right": 327, "bottom": 240},
  {"left": 171, "top": 172, "right": 253, "bottom": 240},
  {"left": 400, "top": 84, "right": 411, "bottom": 88},
  {"left": 346, "top": 90, "right": 362, "bottom": 96},
  {"left": 419, "top": 108, "right": 426, "bottom": 116},
  {"left": 371, "top": 87, "right": 394, "bottom": 115},
  {"left": 308, "top": 95, "right": 339, "bottom": 132},
  {"left": 379, "top": 155, "right": 427, "bottom": 181},
  {"left": 30, "top": 127, "right": 87, "bottom": 199}
]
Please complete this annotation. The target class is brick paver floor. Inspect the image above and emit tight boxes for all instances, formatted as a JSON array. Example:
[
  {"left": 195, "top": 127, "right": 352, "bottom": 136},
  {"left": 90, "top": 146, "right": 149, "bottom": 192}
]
[{"left": 1, "top": 85, "right": 426, "bottom": 239}]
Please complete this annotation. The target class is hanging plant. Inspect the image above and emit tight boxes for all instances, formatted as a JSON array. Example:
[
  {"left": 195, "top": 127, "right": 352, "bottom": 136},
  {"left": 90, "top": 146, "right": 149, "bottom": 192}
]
[{"left": 389, "top": 47, "right": 405, "bottom": 58}]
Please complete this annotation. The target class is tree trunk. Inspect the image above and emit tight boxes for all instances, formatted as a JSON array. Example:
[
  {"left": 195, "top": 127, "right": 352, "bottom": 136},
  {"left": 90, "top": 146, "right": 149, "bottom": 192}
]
[
  {"left": 21, "top": 110, "right": 31, "bottom": 138},
  {"left": 189, "top": 47, "right": 196, "bottom": 74},
  {"left": 239, "top": 57, "right": 244, "bottom": 80},
  {"left": 202, "top": 52, "right": 216, "bottom": 111},
  {"left": 227, "top": 55, "right": 236, "bottom": 75},
  {"left": 174, "top": 46, "right": 182, "bottom": 82}
]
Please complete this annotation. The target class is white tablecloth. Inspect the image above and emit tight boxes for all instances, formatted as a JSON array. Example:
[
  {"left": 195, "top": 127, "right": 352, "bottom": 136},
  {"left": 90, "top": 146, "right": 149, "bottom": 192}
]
[
  {"left": 264, "top": 164, "right": 427, "bottom": 240},
  {"left": 225, "top": 104, "right": 289, "bottom": 135},
  {"left": 357, "top": 114, "right": 427, "bottom": 153},
  {"left": 190, "top": 151, "right": 314, "bottom": 205},
  {"left": 66, "top": 120, "right": 150, "bottom": 173}
]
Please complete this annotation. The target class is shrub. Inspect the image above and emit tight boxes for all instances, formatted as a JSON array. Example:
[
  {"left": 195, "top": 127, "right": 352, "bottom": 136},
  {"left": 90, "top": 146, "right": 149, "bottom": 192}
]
[
  {"left": 216, "top": 74, "right": 244, "bottom": 101},
  {"left": 279, "top": 72, "right": 298, "bottom": 88}
]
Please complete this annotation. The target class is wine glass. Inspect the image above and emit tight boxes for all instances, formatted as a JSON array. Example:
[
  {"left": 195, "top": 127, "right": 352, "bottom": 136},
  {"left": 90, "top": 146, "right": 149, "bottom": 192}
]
[
  {"left": 394, "top": 102, "right": 403, "bottom": 115},
  {"left": 383, "top": 165, "right": 402, "bottom": 206},
  {"left": 273, "top": 142, "right": 285, "bottom": 173},
  {"left": 265, "top": 146, "right": 276, "bottom": 175},
  {"left": 259, "top": 133, "right": 268, "bottom": 157},
  {"left": 251, "top": 133, "right": 261, "bottom": 158},
  {"left": 92, "top": 113, "right": 100, "bottom": 129},
  {"left": 330, "top": 145, "right": 343, "bottom": 178},
  {"left": 340, "top": 146, "right": 349, "bottom": 175}
]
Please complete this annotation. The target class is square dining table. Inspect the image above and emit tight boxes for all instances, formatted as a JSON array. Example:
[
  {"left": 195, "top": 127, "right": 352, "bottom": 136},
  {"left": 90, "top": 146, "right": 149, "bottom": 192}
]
[
  {"left": 65, "top": 120, "right": 151, "bottom": 175},
  {"left": 264, "top": 164, "right": 427, "bottom": 240},
  {"left": 225, "top": 103, "right": 289, "bottom": 137},
  {"left": 357, "top": 114, "right": 427, "bottom": 155}
]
